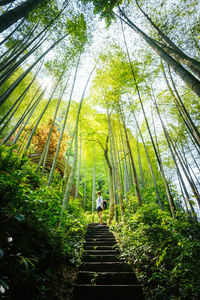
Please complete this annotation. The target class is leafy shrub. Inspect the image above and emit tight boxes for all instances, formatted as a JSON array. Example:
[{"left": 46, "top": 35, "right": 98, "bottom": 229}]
[
  {"left": 0, "top": 145, "right": 87, "bottom": 299},
  {"left": 111, "top": 203, "right": 200, "bottom": 299}
]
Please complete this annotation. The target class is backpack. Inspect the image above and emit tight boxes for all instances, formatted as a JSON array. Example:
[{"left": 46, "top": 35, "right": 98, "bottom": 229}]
[{"left": 103, "top": 200, "right": 107, "bottom": 210}]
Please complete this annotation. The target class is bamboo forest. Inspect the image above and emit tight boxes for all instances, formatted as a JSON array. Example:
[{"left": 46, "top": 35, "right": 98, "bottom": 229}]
[{"left": 1, "top": 0, "right": 200, "bottom": 299}]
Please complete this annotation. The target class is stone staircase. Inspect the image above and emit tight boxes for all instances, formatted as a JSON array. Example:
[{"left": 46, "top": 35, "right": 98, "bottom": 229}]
[{"left": 72, "top": 223, "right": 143, "bottom": 300}]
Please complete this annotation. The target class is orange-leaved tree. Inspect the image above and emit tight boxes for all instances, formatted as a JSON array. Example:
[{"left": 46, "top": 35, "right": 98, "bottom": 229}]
[{"left": 32, "top": 118, "right": 70, "bottom": 159}]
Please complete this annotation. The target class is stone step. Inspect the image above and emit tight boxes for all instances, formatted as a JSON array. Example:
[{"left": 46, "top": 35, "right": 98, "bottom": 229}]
[
  {"left": 87, "top": 223, "right": 109, "bottom": 229},
  {"left": 87, "top": 223, "right": 108, "bottom": 227},
  {"left": 85, "top": 236, "right": 115, "bottom": 240},
  {"left": 86, "top": 241, "right": 116, "bottom": 246},
  {"left": 77, "top": 271, "right": 138, "bottom": 285},
  {"left": 82, "top": 255, "right": 119, "bottom": 262},
  {"left": 80, "top": 262, "right": 133, "bottom": 272},
  {"left": 85, "top": 238, "right": 116, "bottom": 242},
  {"left": 87, "top": 229, "right": 110, "bottom": 234},
  {"left": 85, "top": 234, "right": 114, "bottom": 238},
  {"left": 85, "top": 250, "right": 119, "bottom": 255},
  {"left": 84, "top": 245, "right": 117, "bottom": 251},
  {"left": 87, "top": 226, "right": 109, "bottom": 230},
  {"left": 73, "top": 223, "right": 143, "bottom": 300},
  {"left": 86, "top": 231, "right": 114, "bottom": 235},
  {"left": 72, "top": 284, "right": 143, "bottom": 300},
  {"left": 87, "top": 227, "right": 109, "bottom": 230}
]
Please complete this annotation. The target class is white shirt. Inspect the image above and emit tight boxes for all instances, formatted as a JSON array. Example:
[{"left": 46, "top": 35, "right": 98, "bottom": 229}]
[{"left": 96, "top": 196, "right": 103, "bottom": 208}]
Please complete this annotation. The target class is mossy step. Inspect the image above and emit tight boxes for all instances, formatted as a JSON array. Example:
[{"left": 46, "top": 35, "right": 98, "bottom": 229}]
[
  {"left": 82, "top": 255, "right": 119, "bottom": 262},
  {"left": 72, "top": 284, "right": 143, "bottom": 300},
  {"left": 84, "top": 250, "right": 119, "bottom": 255},
  {"left": 86, "top": 241, "right": 116, "bottom": 246},
  {"left": 80, "top": 262, "right": 132, "bottom": 272},
  {"left": 85, "top": 233, "right": 114, "bottom": 238},
  {"left": 87, "top": 229, "right": 110, "bottom": 233},
  {"left": 85, "top": 238, "right": 116, "bottom": 242},
  {"left": 84, "top": 245, "right": 117, "bottom": 250},
  {"left": 77, "top": 271, "right": 138, "bottom": 285},
  {"left": 87, "top": 225, "right": 109, "bottom": 229},
  {"left": 87, "top": 225, "right": 110, "bottom": 231}
]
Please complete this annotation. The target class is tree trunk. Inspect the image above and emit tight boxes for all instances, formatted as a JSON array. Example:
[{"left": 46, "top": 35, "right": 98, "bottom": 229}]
[
  {"left": 0, "top": 5, "right": 66, "bottom": 85},
  {"left": 135, "top": 0, "right": 200, "bottom": 78},
  {"left": 118, "top": 103, "right": 142, "bottom": 206},
  {"left": 0, "top": 0, "right": 45, "bottom": 33},
  {"left": 168, "top": 66, "right": 200, "bottom": 146},
  {"left": 61, "top": 127, "right": 78, "bottom": 220},
  {"left": 75, "top": 130, "right": 82, "bottom": 199},
  {"left": 0, "top": 17, "right": 25, "bottom": 46},
  {"left": 1, "top": 87, "right": 42, "bottom": 145},
  {"left": 0, "top": 0, "right": 17, "bottom": 6},
  {"left": 60, "top": 63, "right": 95, "bottom": 216},
  {"left": 117, "top": 9, "right": 200, "bottom": 98},
  {"left": 106, "top": 107, "right": 117, "bottom": 223},
  {"left": 0, "top": 32, "right": 68, "bottom": 107},
  {"left": 37, "top": 71, "right": 68, "bottom": 173},
  {"left": 47, "top": 56, "right": 80, "bottom": 186},
  {"left": 0, "top": 61, "right": 42, "bottom": 131},
  {"left": 83, "top": 162, "right": 86, "bottom": 210},
  {"left": 111, "top": 121, "right": 124, "bottom": 220},
  {"left": 92, "top": 145, "right": 96, "bottom": 214},
  {"left": 153, "top": 93, "right": 200, "bottom": 212},
  {"left": 161, "top": 62, "right": 200, "bottom": 149},
  {"left": 131, "top": 107, "right": 163, "bottom": 209},
  {"left": 24, "top": 89, "right": 49, "bottom": 150},
  {"left": 119, "top": 120, "right": 131, "bottom": 190},
  {"left": 13, "top": 87, "right": 41, "bottom": 143},
  {"left": 136, "top": 129, "right": 144, "bottom": 188}
]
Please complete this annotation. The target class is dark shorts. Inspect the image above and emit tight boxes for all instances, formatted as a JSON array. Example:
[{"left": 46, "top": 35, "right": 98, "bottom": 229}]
[{"left": 97, "top": 206, "right": 103, "bottom": 212}]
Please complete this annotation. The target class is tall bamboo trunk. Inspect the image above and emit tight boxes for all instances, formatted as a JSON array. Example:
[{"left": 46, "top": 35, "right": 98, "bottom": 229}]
[
  {"left": 37, "top": 71, "right": 68, "bottom": 173},
  {"left": 12, "top": 87, "right": 41, "bottom": 143},
  {"left": 0, "top": 61, "right": 42, "bottom": 129},
  {"left": 131, "top": 107, "right": 163, "bottom": 209},
  {"left": 60, "top": 63, "right": 95, "bottom": 219},
  {"left": 119, "top": 120, "right": 131, "bottom": 191},
  {"left": 106, "top": 107, "right": 117, "bottom": 223},
  {"left": 118, "top": 103, "right": 142, "bottom": 206},
  {"left": 92, "top": 145, "right": 96, "bottom": 214},
  {"left": 75, "top": 130, "right": 82, "bottom": 199},
  {"left": 0, "top": 17, "right": 25, "bottom": 47},
  {"left": 47, "top": 56, "right": 80, "bottom": 186},
  {"left": 117, "top": 10, "right": 200, "bottom": 98},
  {"left": 0, "top": 0, "right": 17, "bottom": 6},
  {"left": 136, "top": 129, "right": 144, "bottom": 188},
  {"left": 153, "top": 94, "right": 200, "bottom": 214},
  {"left": 111, "top": 121, "right": 124, "bottom": 220},
  {"left": 1, "top": 87, "right": 43, "bottom": 145},
  {"left": 0, "top": 32, "right": 69, "bottom": 107},
  {"left": 0, "top": 0, "right": 44, "bottom": 33},
  {"left": 161, "top": 62, "right": 200, "bottom": 149},
  {"left": 83, "top": 162, "right": 86, "bottom": 210},
  {"left": 135, "top": 0, "right": 200, "bottom": 77}
]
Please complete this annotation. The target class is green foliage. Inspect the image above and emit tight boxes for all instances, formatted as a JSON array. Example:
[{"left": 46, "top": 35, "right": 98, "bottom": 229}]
[
  {"left": 66, "top": 13, "right": 88, "bottom": 51},
  {"left": 81, "top": 0, "right": 119, "bottom": 26},
  {"left": 111, "top": 202, "right": 200, "bottom": 299},
  {"left": 0, "top": 145, "right": 87, "bottom": 299}
]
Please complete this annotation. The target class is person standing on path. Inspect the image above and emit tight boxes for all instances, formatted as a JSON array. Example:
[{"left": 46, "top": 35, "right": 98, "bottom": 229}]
[{"left": 96, "top": 191, "right": 103, "bottom": 225}]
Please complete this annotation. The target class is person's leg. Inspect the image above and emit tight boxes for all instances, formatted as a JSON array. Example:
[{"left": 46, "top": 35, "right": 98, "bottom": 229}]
[
  {"left": 97, "top": 211, "right": 101, "bottom": 224},
  {"left": 99, "top": 211, "right": 103, "bottom": 225}
]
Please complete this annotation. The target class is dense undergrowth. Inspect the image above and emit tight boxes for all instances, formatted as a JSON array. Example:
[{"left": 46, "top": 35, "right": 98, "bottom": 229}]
[
  {"left": 1, "top": 145, "right": 200, "bottom": 300},
  {"left": 0, "top": 145, "right": 87, "bottom": 299},
  {"left": 111, "top": 199, "right": 200, "bottom": 300}
]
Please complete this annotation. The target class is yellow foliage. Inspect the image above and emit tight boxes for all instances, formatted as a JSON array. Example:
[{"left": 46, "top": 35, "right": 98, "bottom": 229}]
[{"left": 31, "top": 119, "right": 70, "bottom": 159}]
